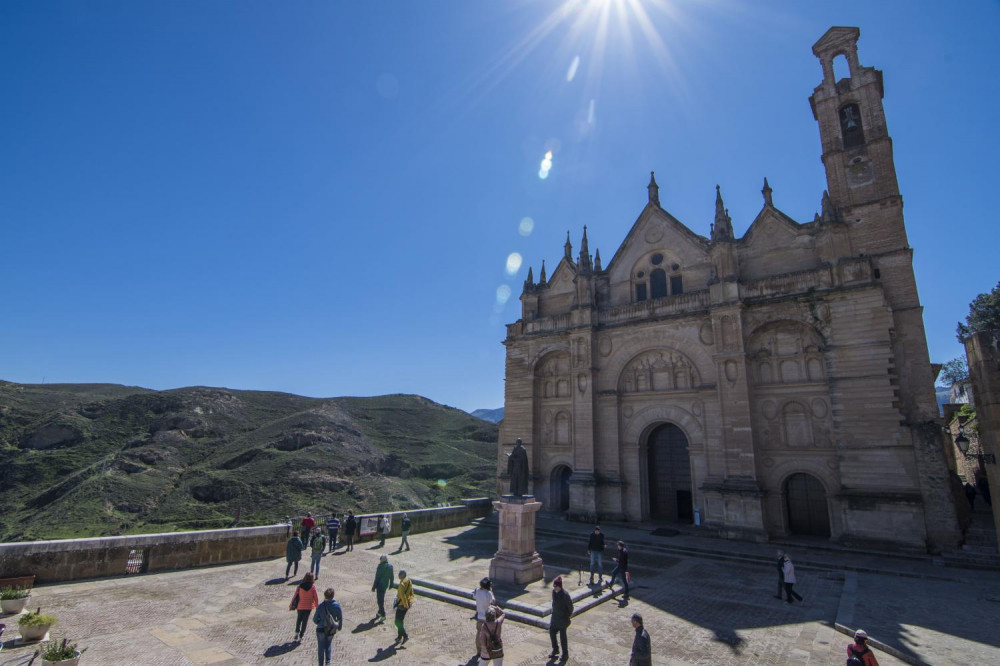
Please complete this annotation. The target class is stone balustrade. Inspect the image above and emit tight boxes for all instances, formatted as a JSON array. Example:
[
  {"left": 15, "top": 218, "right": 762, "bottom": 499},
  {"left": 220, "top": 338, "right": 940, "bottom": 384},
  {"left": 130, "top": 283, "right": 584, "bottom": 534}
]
[{"left": 0, "top": 498, "right": 495, "bottom": 584}]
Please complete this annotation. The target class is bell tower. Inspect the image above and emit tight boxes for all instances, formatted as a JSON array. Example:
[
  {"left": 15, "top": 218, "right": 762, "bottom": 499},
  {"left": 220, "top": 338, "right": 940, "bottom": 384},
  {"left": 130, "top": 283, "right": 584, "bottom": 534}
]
[{"left": 809, "top": 26, "right": 905, "bottom": 256}]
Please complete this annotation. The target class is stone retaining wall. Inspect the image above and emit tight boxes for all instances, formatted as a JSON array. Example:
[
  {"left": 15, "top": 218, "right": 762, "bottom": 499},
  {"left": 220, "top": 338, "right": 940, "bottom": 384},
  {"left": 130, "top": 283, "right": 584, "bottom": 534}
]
[
  {"left": 0, "top": 498, "right": 495, "bottom": 584},
  {"left": 0, "top": 524, "right": 290, "bottom": 584}
]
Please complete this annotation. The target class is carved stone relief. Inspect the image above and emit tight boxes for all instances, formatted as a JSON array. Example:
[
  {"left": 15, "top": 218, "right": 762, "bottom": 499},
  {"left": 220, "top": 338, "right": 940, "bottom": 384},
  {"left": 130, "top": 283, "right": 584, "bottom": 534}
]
[
  {"left": 747, "top": 323, "right": 826, "bottom": 386},
  {"left": 619, "top": 349, "right": 702, "bottom": 394},
  {"left": 599, "top": 337, "right": 613, "bottom": 358}
]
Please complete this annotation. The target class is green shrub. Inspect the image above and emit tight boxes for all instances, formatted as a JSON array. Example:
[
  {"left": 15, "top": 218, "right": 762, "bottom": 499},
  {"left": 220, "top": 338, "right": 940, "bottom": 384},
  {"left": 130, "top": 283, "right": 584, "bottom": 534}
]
[
  {"left": 19, "top": 608, "right": 57, "bottom": 627},
  {"left": 0, "top": 586, "right": 31, "bottom": 600},
  {"left": 40, "top": 638, "right": 83, "bottom": 661}
]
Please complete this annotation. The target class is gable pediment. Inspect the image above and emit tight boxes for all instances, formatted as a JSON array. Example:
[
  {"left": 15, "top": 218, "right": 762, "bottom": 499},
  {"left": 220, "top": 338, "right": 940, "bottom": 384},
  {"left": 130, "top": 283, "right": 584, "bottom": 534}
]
[
  {"left": 741, "top": 206, "right": 807, "bottom": 247},
  {"left": 545, "top": 257, "right": 576, "bottom": 294},
  {"left": 605, "top": 204, "right": 710, "bottom": 281}
]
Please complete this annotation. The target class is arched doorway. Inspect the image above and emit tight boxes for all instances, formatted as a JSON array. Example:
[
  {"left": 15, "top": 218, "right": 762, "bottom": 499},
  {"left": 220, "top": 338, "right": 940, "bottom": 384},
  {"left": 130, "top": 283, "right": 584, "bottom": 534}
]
[
  {"left": 647, "top": 423, "right": 693, "bottom": 523},
  {"left": 550, "top": 466, "right": 572, "bottom": 513},
  {"left": 785, "top": 473, "right": 830, "bottom": 537}
]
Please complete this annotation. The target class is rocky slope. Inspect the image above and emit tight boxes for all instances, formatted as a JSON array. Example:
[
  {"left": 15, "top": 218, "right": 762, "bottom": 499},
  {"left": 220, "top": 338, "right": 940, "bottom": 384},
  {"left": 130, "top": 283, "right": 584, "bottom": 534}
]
[{"left": 0, "top": 381, "right": 497, "bottom": 541}]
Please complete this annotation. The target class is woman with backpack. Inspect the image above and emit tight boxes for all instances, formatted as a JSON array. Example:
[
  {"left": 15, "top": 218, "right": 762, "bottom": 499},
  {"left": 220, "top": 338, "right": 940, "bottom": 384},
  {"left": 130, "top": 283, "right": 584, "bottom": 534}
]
[
  {"left": 290, "top": 572, "right": 320, "bottom": 642},
  {"left": 846, "top": 629, "right": 880, "bottom": 666},
  {"left": 477, "top": 605, "right": 505, "bottom": 664},
  {"left": 313, "top": 587, "right": 343, "bottom": 666}
]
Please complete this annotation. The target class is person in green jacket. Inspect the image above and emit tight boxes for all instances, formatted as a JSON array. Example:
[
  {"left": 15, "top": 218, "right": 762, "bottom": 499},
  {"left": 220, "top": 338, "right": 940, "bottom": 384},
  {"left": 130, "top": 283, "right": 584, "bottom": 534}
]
[
  {"left": 285, "top": 534, "right": 304, "bottom": 580},
  {"left": 372, "top": 554, "right": 394, "bottom": 621}
]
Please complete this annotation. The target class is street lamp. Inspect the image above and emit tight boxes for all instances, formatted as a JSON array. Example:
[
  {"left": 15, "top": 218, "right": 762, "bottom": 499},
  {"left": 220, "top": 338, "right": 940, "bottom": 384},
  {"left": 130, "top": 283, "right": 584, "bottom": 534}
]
[{"left": 955, "top": 428, "right": 970, "bottom": 455}]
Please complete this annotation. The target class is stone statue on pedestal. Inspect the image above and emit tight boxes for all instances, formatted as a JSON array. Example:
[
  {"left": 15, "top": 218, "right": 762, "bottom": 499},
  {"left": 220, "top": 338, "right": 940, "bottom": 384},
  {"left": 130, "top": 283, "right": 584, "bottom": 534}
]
[{"left": 506, "top": 438, "right": 529, "bottom": 497}]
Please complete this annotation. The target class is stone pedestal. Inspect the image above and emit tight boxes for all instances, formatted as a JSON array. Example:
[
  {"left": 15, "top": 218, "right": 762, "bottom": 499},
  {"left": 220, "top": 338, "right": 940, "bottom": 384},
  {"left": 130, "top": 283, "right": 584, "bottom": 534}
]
[{"left": 489, "top": 496, "right": 544, "bottom": 585}]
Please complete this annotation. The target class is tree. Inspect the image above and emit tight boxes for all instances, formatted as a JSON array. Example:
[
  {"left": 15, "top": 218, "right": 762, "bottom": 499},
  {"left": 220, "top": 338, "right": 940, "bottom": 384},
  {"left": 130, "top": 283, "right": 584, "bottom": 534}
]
[
  {"left": 956, "top": 281, "right": 1000, "bottom": 342},
  {"left": 939, "top": 357, "right": 969, "bottom": 386}
]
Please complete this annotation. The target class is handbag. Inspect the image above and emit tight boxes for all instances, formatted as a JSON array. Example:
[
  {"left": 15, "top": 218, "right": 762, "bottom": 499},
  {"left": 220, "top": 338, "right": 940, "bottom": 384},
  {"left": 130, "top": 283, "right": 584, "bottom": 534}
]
[{"left": 290, "top": 590, "right": 300, "bottom": 611}]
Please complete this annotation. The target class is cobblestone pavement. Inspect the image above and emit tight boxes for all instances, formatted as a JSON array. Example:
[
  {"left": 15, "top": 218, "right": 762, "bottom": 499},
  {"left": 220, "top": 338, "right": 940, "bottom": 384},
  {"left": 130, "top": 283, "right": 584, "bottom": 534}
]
[{"left": 1, "top": 517, "right": 996, "bottom": 665}]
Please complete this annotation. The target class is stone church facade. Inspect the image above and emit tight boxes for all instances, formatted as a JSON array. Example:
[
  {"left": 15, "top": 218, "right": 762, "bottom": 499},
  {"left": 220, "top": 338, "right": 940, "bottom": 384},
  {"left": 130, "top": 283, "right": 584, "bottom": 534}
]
[{"left": 498, "top": 27, "right": 960, "bottom": 551}]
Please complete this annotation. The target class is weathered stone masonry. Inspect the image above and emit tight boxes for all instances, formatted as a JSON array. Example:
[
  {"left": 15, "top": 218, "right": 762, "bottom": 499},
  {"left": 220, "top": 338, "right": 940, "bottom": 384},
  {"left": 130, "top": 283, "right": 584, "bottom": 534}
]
[{"left": 498, "top": 27, "right": 960, "bottom": 552}]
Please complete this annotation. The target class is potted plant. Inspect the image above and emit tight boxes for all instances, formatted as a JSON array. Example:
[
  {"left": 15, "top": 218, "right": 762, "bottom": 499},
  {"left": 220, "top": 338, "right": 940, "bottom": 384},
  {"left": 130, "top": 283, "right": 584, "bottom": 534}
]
[
  {"left": 18, "top": 608, "right": 57, "bottom": 642},
  {"left": 1, "top": 586, "right": 32, "bottom": 614},
  {"left": 40, "top": 638, "right": 85, "bottom": 666}
]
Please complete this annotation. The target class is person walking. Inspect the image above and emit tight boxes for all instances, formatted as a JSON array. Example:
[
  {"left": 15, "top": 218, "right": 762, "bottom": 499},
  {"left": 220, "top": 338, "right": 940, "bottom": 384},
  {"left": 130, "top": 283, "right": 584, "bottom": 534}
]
[
  {"left": 310, "top": 528, "right": 327, "bottom": 579},
  {"left": 300, "top": 512, "right": 316, "bottom": 547},
  {"left": 313, "top": 587, "right": 343, "bottom": 666},
  {"left": 326, "top": 514, "right": 341, "bottom": 552},
  {"left": 610, "top": 540, "right": 630, "bottom": 599},
  {"left": 774, "top": 549, "right": 785, "bottom": 600},
  {"left": 290, "top": 572, "right": 320, "bottom": 642},
  {"left": 393, "top": 569, "right": 414, "bottom": 644},
  {"left": 586, "top": 525, "right": 605, "bottom": 585},
  {"left": 477, "top": 605, "right": 505, "bottom": 665},
  {"left": 629, "top": 613, "right": 651, "bottom": 666},
  {"left": 472, "top": 577, "right": 498, "bottom": 658},
  {"left": 964, "top": 482, "right": 977, "bottom": 511},
  {"left": 382, "top": 514, "right": 392, "bottom": 547},
  {"left": 399, "top": 513, "right": 412, "bottom": 551},
  {"left": 846, "top": 629, "right": 880, "bottom": 665},
  {"left": 344, "top": 511, "right": 357, "bottom": 552},
  {"left": 377, "top": 515, "right": 387, "bottom": 548},
  {"left": 372, "top": 554, "right": 394, "bottom": 622},
  {"left": 781, "top": 553, "right": 804, "bottom": 604},
  {"left": 548, "top": 576, "right": 573, "bottom": 662},
  {"left": 285, "top": 533, "right": 304, "bottom": 580}
]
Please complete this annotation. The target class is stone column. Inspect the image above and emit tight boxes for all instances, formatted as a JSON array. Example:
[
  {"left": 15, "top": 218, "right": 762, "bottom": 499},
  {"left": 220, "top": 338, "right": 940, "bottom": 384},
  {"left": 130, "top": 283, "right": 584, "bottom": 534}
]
[
  {"left": 489, "top": 496, "right": 544, "bottom": 585},
  {"left": 965, "top": 330, "right": 1000, "bottom": 552}
]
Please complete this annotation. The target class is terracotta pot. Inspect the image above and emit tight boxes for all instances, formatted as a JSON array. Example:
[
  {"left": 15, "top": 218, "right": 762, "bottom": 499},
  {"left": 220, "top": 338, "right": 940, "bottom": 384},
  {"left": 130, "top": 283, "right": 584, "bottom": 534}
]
[
  {"left": 0, "top": 575, "right": 35, "bottom": 590},
  {"left": 18, "top": 622, "right": 52, "bottom": 641},
  {"left": 41, "top": 650, "right": 81, "bottom": 666},
  {"left": 1, "top": 595, "right": 30, "bottom": 614}
]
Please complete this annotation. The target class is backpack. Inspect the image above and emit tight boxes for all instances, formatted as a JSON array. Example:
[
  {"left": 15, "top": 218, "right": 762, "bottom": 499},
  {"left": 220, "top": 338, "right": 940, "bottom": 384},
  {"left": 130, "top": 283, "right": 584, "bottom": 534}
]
[
  {"left": 317, "top": 602, "right": 339, "bottom": 636},
  {"left": 312, "top": 535, "right": 326, "bottom": 554},
  {"left": 484, "top": 622, "right": 503, "bottom": 659},
  {"left": 847, "top": 645, "right": 869, "bottom": 666}
]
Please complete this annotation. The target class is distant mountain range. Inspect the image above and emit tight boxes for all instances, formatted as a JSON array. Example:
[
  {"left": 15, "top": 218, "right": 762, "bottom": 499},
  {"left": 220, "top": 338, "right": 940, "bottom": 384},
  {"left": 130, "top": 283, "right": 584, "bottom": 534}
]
[
  {"left": 0, "top": 381, "right": 498, "bottom": 541},
  {"left": 470, "top": 408, "right": 504, "bottom": 424}
]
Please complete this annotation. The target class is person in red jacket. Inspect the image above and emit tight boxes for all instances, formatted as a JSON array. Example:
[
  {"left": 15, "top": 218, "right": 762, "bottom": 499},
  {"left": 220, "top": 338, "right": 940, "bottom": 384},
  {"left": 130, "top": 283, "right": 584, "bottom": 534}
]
[
  {"left": 846, "top": 629, "right": 880, "bottom": 666},
  {"left": 290, "top": 572, "right": 320, "bottom": 642},
  {"left": 300, "top": 512, "right": 316, "bottom": 547}
]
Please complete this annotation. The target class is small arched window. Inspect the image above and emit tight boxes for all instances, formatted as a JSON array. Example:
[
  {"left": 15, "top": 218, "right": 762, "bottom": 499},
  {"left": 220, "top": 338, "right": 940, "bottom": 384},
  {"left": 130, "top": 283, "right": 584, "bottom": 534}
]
[
  {"left": 650, "top": 269, "right": 668, "bottom": 299},
  {"left": 839, "top": 103, "right": 865, "bottom": 149}
]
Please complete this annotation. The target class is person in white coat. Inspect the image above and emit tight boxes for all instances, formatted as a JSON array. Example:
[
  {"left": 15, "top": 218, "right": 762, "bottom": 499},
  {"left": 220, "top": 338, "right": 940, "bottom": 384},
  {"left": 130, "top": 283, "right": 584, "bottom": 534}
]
[{"left": 781, "top": 554, "right": 804, "bottom": 604}]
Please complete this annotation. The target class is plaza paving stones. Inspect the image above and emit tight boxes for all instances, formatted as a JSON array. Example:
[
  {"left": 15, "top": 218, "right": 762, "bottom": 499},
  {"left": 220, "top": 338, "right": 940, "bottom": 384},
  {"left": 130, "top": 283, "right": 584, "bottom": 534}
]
[{"left": 0, "top": 516, "right": 997, "bottom": 664}]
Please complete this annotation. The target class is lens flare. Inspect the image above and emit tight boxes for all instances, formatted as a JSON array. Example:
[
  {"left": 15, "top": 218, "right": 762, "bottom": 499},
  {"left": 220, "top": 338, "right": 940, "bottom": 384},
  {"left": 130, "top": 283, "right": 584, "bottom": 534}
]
[
  {"left": 519, "top": 217, "right": 535, "bottom": 236},
  {"left": 437, "top": 479, "right": 447, "bottom": 488},
  {"left": 538, "top": 150, "right": 554, "bottom": 179},
  {"left": 505, "top": 252, "right": 523, "bottom": 276},
  {"left": 566, "top": 55, "right": 580, "bottom": 82},
  {"left": 496, "top": 284, "right": 512, "bottom": 304}
]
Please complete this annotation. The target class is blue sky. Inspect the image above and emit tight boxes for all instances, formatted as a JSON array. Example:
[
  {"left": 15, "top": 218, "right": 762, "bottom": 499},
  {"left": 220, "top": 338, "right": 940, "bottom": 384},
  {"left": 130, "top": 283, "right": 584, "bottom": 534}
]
[{"left": 2, "top": 1, "right": 997, "bottom": 412}]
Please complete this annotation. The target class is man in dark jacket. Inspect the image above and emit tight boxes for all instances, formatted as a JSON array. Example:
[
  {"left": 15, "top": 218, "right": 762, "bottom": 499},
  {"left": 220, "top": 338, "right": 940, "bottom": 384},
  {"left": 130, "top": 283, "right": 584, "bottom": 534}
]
[
  {"left": 548, "top": 576, "right": 573, "bottom": 662},
  {"left": 285, "top": 534, "right": 304, "bottom": 580},
  {"left": 372, "top": 554, "right": 394, "bottom": 621},
  {"left": 629, "top": 613, "right": 651, "bottom": 666},
  {"left": 587, "top": 526, "right": 605, "bottom": 585},
  {"left": 610, "top": 540, "right": 630, "bottom": 599},
  {"left": 343, "top": 511, "right": 357, "bottom": 552}
]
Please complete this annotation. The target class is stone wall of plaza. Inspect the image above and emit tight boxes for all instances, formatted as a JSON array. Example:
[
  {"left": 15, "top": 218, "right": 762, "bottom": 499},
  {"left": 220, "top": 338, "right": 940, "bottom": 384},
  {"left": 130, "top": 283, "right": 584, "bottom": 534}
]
[
  {"left": 0, "top": 499, "right": 495, "bottom": 584},
  {"left": 965, "top": 330, "right": 1000, "bottom": 546},
  {"left": 498, "top": 27, "right": 961, "bottom": 552}
]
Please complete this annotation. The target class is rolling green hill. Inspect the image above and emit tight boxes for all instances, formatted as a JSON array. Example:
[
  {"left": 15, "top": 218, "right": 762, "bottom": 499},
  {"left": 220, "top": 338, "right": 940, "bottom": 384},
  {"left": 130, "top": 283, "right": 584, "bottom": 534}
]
[{"left": 0, "top": 380, "right": 498, "bottom": 541}]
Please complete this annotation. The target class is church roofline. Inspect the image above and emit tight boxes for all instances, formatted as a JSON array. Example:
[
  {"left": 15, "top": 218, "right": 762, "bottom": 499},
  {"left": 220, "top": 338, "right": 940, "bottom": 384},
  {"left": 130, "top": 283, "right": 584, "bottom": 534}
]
[{"left": 604, "top": 202, "right": 710, "bottom": 273}]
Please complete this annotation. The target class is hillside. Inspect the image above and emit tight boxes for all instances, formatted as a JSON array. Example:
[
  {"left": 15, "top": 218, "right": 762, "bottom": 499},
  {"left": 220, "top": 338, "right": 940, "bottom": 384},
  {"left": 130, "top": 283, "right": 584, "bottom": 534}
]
[
  {"left": 470, "top": 407, "right": 504, "bottom": 424},
  {"left": 0, "top": 381, "right": 498, "bottom": 541}
]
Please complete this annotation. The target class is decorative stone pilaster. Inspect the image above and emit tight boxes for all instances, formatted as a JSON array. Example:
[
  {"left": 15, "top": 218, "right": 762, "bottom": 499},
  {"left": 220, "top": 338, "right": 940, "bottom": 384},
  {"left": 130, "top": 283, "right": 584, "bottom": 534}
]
[{"left": 489, "top": 496, "right": 544, "bottom": 585}]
